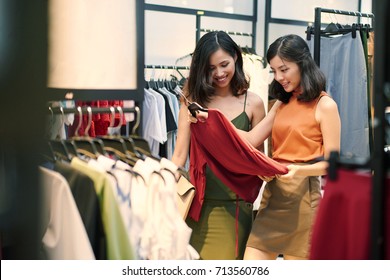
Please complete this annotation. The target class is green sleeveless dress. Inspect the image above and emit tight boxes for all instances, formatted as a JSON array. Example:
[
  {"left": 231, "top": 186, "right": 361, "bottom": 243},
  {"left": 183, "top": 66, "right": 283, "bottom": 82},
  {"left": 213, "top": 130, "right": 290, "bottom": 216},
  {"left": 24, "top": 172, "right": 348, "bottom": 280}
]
[{"left": 186, "top": 94, "right": 253, "bottom": 260}]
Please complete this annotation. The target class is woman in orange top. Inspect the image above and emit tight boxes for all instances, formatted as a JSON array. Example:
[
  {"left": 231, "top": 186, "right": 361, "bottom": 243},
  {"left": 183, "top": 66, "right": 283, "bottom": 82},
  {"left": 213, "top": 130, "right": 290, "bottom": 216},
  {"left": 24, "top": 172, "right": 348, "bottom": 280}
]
[{"left": 242, "top": 34, "right": 341, "bottom": 260}]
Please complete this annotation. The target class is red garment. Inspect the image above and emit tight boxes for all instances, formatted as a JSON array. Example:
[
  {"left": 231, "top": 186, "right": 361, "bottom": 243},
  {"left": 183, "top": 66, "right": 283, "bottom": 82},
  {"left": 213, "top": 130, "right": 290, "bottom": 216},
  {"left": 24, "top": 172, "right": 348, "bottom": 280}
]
[
  {"left": 68, "top": 100, "right": 125, "bottom": 137},
  {"left": 188, "top": 108, "right": 288, "bottom": 221},
  {"left": 310, "top": 168, "right": 390, "bottom": 259}
]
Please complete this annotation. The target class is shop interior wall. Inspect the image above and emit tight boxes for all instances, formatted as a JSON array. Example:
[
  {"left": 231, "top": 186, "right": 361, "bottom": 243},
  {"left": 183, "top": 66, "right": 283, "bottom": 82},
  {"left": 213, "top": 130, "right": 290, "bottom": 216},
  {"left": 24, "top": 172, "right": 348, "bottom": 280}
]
[
  {"left": 145, "top": 0, "right": 256, "bottom": 73},
  {"left": 145, "top": 0, "right": 372, "bottom": 68}
]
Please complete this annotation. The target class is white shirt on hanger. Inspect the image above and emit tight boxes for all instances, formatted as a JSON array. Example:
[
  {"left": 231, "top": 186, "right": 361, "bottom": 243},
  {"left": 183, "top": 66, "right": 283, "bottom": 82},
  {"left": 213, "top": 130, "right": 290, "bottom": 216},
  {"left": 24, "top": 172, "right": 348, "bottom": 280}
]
[{"left": 39, "top": 167, "right": 95, "bottom": 260}]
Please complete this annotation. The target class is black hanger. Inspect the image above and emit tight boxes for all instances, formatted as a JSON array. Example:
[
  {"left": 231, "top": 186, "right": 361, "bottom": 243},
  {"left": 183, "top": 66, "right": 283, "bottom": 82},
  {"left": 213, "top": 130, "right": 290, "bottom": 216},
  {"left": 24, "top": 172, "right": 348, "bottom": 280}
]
[
  {"left": 129, "top": 106, "right": 153, "bottom": 158},
  {"left": 351, "top": 23, "right": 357, "bottom": 38},
  {"left": 98, "top": 106, "right": 141, "bottom": 166},
  {"left": 324, "top": 22, "right": 340, "bottom": 33}
]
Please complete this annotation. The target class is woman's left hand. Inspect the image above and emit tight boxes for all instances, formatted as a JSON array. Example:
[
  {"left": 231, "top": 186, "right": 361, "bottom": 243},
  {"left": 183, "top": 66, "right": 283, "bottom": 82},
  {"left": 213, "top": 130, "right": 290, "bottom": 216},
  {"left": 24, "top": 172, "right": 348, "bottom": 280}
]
[{"left": 276, "top": 164, "right": 299, "bottom": 183}]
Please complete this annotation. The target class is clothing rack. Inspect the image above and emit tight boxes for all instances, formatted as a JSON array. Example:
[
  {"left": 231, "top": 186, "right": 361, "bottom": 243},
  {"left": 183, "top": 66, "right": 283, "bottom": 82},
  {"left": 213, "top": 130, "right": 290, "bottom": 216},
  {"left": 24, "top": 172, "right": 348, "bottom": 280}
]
[
  {"left": 310, "top": 7, "right": 374, "bottom": 67},
  {"left": 199, "top": 28, "right": 253, "bottom": 38},
  {"left": 48, "top": 106, "right": 141, "bottom": 138},
  {"left": 144, "top": 64, "right": 190, "bottom": 86},
  {"left": 49, "top": 106, "right": 137, "bottom": 115},
  {"left": 310, "top": 7, "right": 384, "bottom": 259},
  {"left": 144, "top": 65, "right": 190, "bottom": 70}
]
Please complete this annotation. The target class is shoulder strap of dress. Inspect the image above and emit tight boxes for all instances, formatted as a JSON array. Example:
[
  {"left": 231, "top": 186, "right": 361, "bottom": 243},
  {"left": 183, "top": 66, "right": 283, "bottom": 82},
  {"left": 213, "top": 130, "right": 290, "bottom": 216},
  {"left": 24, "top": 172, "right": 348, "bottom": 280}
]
[{"left": 243, "top": 92, "right": 248, "bottom": 112}]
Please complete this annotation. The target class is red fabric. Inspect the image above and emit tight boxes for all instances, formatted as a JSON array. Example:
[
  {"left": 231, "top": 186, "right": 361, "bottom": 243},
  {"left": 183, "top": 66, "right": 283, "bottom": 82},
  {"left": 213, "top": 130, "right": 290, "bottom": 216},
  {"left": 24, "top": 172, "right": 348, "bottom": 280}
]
[
  {"left": 68, "top": 100, "right": 125, "bottom": 137},
  {"left": 310, "top": 168, "right": 390, "bottom": 259},
  {"left": 188, "top": 108, "right": 288, "bottom": 221}
]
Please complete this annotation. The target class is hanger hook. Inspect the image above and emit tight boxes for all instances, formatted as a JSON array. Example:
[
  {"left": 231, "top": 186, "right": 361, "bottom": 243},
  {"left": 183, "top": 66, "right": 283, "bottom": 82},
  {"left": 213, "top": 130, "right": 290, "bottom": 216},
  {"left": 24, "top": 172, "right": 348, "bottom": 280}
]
[
  {"left": 75, "top": 106, "right": 82, "bottom": 137},
  {"left": 109, "top": 106, "right": 115, "bottom": 127},
  {"left": 84, "top": 106, "right": 92, "bottom": 137},
  {"left": 132, "top": 106, "right": 141, "bottom": 135}
]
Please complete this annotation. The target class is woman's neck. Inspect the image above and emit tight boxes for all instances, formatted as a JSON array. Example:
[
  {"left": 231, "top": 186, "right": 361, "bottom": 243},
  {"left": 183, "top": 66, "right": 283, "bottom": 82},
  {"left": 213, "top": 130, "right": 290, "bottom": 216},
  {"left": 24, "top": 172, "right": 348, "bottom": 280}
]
[{"left": 214, "top": 87, "right": 234, "bottom": 98}]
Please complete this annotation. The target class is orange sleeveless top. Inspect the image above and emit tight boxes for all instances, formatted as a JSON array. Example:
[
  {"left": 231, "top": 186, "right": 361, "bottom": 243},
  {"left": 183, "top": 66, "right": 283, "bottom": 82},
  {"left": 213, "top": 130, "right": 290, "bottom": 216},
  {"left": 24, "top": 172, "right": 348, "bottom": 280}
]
[{"left": 272, "top": 92, "right": 328, "bottom": 163}]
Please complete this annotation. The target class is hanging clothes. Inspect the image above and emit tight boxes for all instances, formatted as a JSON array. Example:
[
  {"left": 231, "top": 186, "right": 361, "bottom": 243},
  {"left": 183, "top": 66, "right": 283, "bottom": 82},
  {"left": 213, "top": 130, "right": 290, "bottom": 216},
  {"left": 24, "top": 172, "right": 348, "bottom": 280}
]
[
  {"left": 70, "top": 157, "right": 135, "bottom": 260},
  {"left": 53, "top": 161, "right": 107, "bottom": 260},
  {"left": 310, "top": 168, "right": 390, "bottom": 259},
  {"left": 39, "top": 167, "right": 95, "bottom": 260},
  {"left": 307, "top": 32, "right": 369, "bottom": 159},
  {"left": 68, "top": 100, "right": 127, "bottom": 137},
  {"left": 142, "top": 88, "right": 167, "bottom": 156}
]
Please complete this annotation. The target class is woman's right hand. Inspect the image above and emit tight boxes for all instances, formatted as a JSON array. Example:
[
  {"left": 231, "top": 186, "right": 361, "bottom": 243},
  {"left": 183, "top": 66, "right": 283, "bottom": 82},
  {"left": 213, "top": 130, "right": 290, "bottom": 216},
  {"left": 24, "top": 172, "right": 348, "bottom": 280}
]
[{"left": 258, "top": 175, "right": 275, "bottom": 182}]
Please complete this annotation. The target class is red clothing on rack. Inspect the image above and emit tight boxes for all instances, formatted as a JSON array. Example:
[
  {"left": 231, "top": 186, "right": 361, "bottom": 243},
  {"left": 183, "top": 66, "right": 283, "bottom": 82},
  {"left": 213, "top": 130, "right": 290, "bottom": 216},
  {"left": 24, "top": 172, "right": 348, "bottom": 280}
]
[
  {"left": 310, "top": 168, "right": 390, "bottom": 259},
  {"left": 68, "top": 100, "right": 126, "bottom": 137},
  {"left": 188, "top": 108, "right": 288, "bottom": 221}
]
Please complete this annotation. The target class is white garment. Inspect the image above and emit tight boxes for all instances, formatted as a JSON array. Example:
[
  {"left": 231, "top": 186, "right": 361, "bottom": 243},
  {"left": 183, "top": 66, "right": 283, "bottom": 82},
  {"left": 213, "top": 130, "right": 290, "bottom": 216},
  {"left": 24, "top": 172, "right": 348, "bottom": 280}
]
[
  {"left": 159, "top": 158, "right": 199, "bottom": 260},
  {"left": 39, "top": 167, "right": 95, "bottom": 260},
  {"left": 165, "top": 88, "right": 180, "bottom": 159},
  {"left": 142, "top": 89, "right": 166, "bottom": 155}
]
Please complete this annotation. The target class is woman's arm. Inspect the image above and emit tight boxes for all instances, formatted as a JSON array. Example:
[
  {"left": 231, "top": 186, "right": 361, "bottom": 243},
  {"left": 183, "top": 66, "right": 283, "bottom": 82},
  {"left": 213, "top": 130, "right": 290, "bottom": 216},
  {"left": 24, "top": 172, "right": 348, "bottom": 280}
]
[
  {"left": 246, "top": 91, "right": 266, "bottom": 151},
  {"left": 236, "top": 100, "right": 282, "bottom": 147},
  {"left": 171, "top": 102, "right": 192, "bottom": 168}
]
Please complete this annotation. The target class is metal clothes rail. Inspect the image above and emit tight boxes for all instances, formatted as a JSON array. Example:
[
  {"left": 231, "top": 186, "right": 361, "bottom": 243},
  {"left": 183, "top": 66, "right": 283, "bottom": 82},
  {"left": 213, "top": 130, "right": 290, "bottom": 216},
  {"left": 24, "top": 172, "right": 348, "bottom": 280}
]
[{"left": 312, "top": 7, "right": 374, "bottom": 67}]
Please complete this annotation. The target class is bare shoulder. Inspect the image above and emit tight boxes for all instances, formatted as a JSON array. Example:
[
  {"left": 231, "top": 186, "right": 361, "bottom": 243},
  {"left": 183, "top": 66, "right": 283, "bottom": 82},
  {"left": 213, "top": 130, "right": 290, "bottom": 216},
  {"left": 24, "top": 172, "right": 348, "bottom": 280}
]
[
  {"left": 316, "top": 92, "right": 340, "bottom": 122},
  {"left": 246, "top": 90, "right": 265, "bottom": 108},
  {"left": 317, "top": 92, "right": 338, "bottom": 112}
]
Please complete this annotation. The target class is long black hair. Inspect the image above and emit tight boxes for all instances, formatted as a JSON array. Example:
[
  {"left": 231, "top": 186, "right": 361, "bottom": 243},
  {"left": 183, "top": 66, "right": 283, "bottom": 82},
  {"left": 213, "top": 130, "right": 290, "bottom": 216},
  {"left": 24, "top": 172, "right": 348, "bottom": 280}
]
[
  {"left": 184, "top": 31, "right": 249, "bottom": 107},
  {"left": 267, "top": 34, "right": 326, "bottom": 103}
]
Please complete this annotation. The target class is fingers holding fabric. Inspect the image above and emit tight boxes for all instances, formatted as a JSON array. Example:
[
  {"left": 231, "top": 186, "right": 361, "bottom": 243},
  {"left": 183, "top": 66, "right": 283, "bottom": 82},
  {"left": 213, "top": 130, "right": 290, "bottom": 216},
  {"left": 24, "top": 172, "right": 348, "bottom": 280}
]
[
  {"left": 187, "top": 110, "right": 208, "bottom": 123},
  {"left": 258, "top": 175, "right": 275, "bottom": 182}
]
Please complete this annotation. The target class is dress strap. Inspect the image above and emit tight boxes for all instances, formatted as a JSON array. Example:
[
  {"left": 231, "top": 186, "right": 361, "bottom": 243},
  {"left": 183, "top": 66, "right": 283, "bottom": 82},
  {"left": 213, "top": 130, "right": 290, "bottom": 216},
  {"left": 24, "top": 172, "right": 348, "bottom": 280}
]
[{"left": 243, "top": 92, "right": 248, "bottom": 112}]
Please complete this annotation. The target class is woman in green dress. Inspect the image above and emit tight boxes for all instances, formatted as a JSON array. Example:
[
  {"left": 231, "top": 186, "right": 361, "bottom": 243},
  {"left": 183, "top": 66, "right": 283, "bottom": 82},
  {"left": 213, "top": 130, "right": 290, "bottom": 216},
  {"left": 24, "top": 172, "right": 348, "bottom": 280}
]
[{"left": 171, "top": 31, "right": 266, "bottom": 259}]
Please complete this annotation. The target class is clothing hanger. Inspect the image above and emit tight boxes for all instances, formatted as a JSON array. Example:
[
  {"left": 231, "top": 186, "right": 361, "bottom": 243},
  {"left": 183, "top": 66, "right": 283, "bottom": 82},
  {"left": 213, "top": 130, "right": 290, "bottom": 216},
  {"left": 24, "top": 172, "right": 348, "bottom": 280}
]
[
  {"left": 72, "top": 106, "right": 100, "bottom": 159},
  {"left": 176, "top": 90, "right": 208, "bottom": 118},
  {"left": 48, "top": 106, "right": 74, "bottom": 162},
  {"left": 129, "top": 106, "right": 153, "bottom": 158},
  {"left": 98, "top": 106, "right": 140, "bottom": 166}
]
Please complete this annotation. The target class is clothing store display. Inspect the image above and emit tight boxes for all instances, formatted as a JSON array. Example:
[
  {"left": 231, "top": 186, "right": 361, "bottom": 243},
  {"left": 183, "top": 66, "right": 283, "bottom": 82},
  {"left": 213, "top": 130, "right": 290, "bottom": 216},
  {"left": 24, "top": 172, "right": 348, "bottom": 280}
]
[
  {"left": 142, "top": 85, "right": 180, "bottom": 159},
  {"left": 38, "top": 152, "right": 198, "bottom": 260},
  {"left": 132, "top": 157, "right": 199, "bottom": 260},
  {"left": 68, "top": 100, "right": 127, "bottom": 137},
  {"left": 247, "top": 93, "right": 327, "bottom": 258},
  {"left": 53, "top": 161, "right": 106, "bottom": 259},
  {"left": 70, "top": 157, "right": 135, "bottom": 260},
  {"left": 307, "top": 32, "right": 369, "bottom": 159},
  {"left": 310, "top": 168, "right": 390, "bottom": 259}
]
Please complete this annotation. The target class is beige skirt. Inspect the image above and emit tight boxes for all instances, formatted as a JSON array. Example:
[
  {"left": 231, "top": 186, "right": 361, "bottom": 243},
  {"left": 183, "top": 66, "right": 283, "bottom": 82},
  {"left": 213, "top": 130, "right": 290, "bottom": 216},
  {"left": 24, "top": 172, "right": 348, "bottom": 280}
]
[{"left": 246, "top": 174, "right": 322, "bottom": 258}]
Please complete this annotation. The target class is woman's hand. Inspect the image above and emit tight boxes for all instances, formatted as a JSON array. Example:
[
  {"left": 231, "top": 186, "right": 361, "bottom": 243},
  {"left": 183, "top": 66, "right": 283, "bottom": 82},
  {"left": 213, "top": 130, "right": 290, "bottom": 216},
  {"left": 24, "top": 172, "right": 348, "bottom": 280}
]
[
  {"left": 276, "top": 164, "right": 299, "bottom": 183},
  {"left": 258, "top": 175, "right": 275, "bottom": 182},
  {"left": 187, "top": 110, "right": 208, "bottom": 123}
]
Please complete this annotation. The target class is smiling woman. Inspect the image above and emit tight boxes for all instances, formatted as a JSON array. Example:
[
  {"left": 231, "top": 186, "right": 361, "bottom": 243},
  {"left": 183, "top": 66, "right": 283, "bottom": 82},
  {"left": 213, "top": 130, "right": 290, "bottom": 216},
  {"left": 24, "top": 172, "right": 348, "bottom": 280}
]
[
  {"left": 171, "top": 31, "right": 267, "bottom": 260},
  {"left": 243, "top": 34, "right": 341, "bottom": 260}
]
